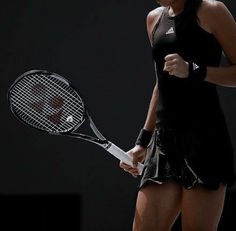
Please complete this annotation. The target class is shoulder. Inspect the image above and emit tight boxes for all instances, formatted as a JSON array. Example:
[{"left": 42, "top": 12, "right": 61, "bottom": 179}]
[
  {"left": 200, "top": 0, "right": 230, "bottom": 15},
  {"left": 146, "top": 7, "right": 165, "bottom": 39},
  {"left": 146, "top": 6, "right": 164, "bottom": 27},
  {"left": 198, "top": 0, "right": 234, "bottom": 33},
  {"left": 199, "top": 1, "right": 236, "bottom": 64}
]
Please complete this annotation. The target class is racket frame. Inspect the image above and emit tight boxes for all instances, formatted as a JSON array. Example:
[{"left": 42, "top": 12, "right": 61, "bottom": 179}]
[{"left": 7, "top": 70, "right": 144, "bottom": 174}]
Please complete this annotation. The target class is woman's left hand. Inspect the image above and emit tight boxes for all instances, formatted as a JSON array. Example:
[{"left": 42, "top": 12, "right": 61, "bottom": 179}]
[{"left": 163, "top": 53, "right": 189, "bottom": 78}]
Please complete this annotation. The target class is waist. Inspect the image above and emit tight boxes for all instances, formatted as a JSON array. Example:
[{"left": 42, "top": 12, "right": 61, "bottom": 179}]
[{"left": 156, "top": 107, "right": 225, "bottom": 130}]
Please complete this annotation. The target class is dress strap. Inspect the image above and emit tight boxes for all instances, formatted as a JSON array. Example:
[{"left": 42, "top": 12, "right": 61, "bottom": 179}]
[{"left": 151, "top": 7, "right": 167, "bottom": 44}]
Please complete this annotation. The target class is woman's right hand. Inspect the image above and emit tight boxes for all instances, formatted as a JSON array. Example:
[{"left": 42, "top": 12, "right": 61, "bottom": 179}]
[{"left": 119, "top": 145, "right": 146, "bottom": 177}]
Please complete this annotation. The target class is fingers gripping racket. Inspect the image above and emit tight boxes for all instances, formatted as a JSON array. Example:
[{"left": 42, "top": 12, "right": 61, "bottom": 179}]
[{"left": 7, "top": 70, "right": 144, "bottom": 174}]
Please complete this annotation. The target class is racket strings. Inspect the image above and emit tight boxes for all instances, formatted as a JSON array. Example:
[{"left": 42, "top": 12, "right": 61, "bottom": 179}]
[
  {"left": 10, "top": 73, "right": 85, "bottom": 132},
  {"left": 13, "top": 75, "right": 84, "bottom": 118},
  {"left": 35, "top": 74, "right": 84, "bottom": 111},
  {"left": 11, "top": 76, "right": 83, "bottom": 130},
  {"left": 28, "top": 73, "right": 84, "bottom": 115},
  {"left": 14, "top": 74, "right": 83, "bottom": 119},
  {"left": 11, "top": 92, "right": 63, "bottom": 132},
  {"left": 10, "top": 96, "right": 56, "bottom": 131},
  {"left": 34, "top": 74, "right": 84, "bottom": 121},
  {"left": 10, "top": 91, "right": 58, "bottom": 131}
]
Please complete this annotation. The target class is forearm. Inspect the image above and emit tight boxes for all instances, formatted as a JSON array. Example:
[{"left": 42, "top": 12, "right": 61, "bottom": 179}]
[
  {"left": 143, "top": 83, "right": 159, "bottom": 132},
  {"left": 206, "top": 65, "right": 236, "bottom": 87}
]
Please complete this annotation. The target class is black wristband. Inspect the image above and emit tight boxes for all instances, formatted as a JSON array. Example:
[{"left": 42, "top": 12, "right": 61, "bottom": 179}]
[
  {"left": 135, "top": 129, "right": 153, "bottom": 148},
  {"left": 188, "top": 62, "right": 207, "bottom": 81}
]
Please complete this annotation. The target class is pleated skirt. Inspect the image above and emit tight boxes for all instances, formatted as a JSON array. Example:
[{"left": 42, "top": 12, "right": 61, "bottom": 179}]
[{"left": 140, "top": 122, "right": 235, "bottom": 190}]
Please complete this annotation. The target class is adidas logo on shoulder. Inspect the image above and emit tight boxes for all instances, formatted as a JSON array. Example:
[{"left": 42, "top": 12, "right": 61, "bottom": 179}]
[{"left": 165, "top": 27, "right": 175, "bottom": 35}]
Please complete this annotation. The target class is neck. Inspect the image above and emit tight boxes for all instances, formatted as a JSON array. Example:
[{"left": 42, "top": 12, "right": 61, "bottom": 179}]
[{"left": 169, "top": 0, "right": 186, "bottom": 16}]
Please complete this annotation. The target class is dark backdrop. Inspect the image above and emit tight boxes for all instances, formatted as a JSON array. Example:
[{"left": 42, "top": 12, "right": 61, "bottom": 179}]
[{"left": 0, "top": 1, "right": 236, "bottom": 230}]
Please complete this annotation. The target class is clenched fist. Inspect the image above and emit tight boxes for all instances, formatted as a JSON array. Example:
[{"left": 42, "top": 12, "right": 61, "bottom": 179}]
[{"left": 163, "top": 53, "right": 189, "bottom": 78}]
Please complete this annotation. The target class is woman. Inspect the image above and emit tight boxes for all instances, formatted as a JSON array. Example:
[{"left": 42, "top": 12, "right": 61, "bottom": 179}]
[{"left": 120, "top": 0, "right": 236, "bottom": 230}]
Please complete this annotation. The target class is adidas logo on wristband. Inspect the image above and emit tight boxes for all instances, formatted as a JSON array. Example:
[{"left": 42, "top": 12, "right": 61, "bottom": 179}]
[
  {"left": 193, "top": 63, "right": 199, "bottom": 70},
  {"left": 188, "top": 62, "right": 207, "bottom": 81}
]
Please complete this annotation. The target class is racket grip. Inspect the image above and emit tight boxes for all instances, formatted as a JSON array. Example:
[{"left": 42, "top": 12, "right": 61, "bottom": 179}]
[{"left": 106, "top": 143, "right": 144, "bottom": 175}]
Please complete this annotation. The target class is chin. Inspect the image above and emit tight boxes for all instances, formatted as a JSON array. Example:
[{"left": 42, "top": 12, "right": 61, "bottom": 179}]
[{"left": 156, "top": 0, "right": 172, "bottom": 7}]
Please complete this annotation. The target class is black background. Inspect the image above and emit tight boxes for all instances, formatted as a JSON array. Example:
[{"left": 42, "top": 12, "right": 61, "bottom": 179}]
[{"left": 1, "top": 1, "right": 236, "bottom": 230}]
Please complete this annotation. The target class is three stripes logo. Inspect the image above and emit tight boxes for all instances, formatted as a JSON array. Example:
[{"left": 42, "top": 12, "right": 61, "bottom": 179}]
[
  {"left": 165, "top": 27, "right": 175, "bottom": 35},
  {"left": 193, "top": 63, "right": 199, "bottom": 70}
]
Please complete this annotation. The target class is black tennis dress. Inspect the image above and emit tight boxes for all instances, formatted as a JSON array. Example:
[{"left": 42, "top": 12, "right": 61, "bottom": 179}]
[{"left": 140, "top": 7, "right": 235, "bottom": 190}]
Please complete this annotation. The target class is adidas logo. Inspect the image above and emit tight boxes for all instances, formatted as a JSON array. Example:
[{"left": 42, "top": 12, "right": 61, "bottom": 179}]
[
  {"left": 193, "top": 63, "right": 199, "bottom": 70},
  {"left": 165, "top": 27, "right": 174, "bottom": 35}
]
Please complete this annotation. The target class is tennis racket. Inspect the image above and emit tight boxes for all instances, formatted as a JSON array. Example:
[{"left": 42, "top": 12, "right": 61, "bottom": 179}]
[{"left": 7, "top": 70, "right": 144, "bottom": 174}]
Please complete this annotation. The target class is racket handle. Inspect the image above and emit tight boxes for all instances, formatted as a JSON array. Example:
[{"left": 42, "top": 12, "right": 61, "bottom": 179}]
[{"left": 106, "top": 143, "right": 144, "bottom": 175}]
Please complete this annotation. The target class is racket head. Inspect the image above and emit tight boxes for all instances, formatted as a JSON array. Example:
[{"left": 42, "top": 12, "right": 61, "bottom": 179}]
[{"left": 8, "top": 70, "right": 87, "bottom": 134}]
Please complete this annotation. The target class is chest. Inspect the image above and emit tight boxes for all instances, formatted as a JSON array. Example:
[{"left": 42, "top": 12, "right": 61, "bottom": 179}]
[{"left": 151, "top": 13, "right": 221, "bottom": 65}]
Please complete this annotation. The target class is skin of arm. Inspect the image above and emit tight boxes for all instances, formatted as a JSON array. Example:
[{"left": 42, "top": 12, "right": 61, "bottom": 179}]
[
  {"left": 205, "top": 1, "right": 236, "bottom": 87},
  {"left": 119, "top": 8, "right": 162, "bottom": 176},
  {"left": 164, "top": 1, "right": 236, "bottom": 87},
  {"left": 141, "top": 7, "right": 163, "bottom": 133},
  {"left": 122, "top": 83, "right": 159, "bottom": 177},
  {"left": 121, "top": 0, "right": 236, "bottom": 175},
  {"left": 143, "top": 83, "right": 159, "bottom": 132}
]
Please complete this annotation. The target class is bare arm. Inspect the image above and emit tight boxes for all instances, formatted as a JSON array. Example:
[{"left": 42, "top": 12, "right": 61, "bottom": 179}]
[
  {"left": 163, "top": 1, "right": 236, "bottom": 87},
  {"left": 143, "top": 83, "right": 159, "bottom": 132},
  {"left": 141, "top": 8, "right": 163, "bottom": 132},
  {"left": 204, "top": 1, "right": 236, "bottom": 87},
  {"left": 120, "top": 8, "right": 162, "bottom": 175}
]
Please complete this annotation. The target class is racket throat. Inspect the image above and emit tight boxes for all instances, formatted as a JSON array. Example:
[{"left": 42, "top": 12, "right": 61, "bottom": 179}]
[
  {"left": 66, "top": 133, "right": 110, "bottom": 148},
  {"left": 88, "top": 115, "right": 106, "bottom": 141}
]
